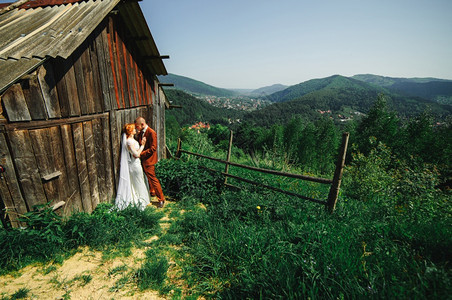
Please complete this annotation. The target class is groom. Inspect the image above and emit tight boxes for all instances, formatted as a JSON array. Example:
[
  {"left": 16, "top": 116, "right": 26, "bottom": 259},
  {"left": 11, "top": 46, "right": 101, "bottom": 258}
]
[{"left": 135, "top": 117, "right": 165, "bottom": 208}]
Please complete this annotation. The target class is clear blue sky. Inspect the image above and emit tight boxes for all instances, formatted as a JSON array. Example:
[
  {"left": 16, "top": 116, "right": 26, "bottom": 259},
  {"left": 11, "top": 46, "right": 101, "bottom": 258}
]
[
  {"left": 1, "top": 0, "right": 451, "bottom": 89},
  {"left": 140, "top": 0, "right": 452, "bottom": 89}
]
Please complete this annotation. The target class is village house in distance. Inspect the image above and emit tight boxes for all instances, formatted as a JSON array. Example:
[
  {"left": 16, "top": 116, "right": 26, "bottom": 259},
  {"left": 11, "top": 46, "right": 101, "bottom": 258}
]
[{"left": 0, "top": 0, "right": 171, "bottom": 228}]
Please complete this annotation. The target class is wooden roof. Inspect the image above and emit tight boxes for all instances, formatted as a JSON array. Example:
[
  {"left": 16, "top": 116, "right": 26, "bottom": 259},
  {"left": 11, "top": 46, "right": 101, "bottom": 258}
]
[{"left": 0, "top": 0, "right": 168, "bottom": 94}]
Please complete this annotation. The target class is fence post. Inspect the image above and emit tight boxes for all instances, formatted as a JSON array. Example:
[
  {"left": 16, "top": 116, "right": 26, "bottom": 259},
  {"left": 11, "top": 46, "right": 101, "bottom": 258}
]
[
  {"left": 175, "top": 138, "right": 182, "bottom": 158},
  {"left": 224, "top": 130, "right": 233, "bottom": 184},
  {"left": 327, "top": 132, "right": 349, "bottom": 213}
]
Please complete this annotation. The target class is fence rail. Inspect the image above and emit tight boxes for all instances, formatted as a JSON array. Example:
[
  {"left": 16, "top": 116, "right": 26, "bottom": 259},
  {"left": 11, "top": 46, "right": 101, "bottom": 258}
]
[{"left": 176, "top": 131, "right": 349, "bottom": 212}]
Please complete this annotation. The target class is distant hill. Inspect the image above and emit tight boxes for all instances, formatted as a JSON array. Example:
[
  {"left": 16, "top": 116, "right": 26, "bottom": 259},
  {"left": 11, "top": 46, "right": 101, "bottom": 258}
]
[
  {"left": 242, "top": 75, "right": 452, "bottom": 127},
  {"left": 247, "top": 84, "right": 288, "bottom": 97},
  {"left": 160, "top": 73, "right": 452, "bottom": 128},
  {"left": 158, "top": 73, "right": 237, "bottom": 97},
  {"left": 164, "top": 89, "right": 243, "bottom": 126},
  {"left": 352, "top": 74, "right": 451, "bottom": 87},
  {"left": 266, "top": 75, "right": 383, "bottom": 103},
  {"left": 352, "top": 74, "right": 452, "bottom": 105}
]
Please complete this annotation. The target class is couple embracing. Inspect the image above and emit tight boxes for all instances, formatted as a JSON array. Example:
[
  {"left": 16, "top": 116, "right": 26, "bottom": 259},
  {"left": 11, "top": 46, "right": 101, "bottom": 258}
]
[{"left": 115, "top": 117, "right": 165, "bottom": 210}]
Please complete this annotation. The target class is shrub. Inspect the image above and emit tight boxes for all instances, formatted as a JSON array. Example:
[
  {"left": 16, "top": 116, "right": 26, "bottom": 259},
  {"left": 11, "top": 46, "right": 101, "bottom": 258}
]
[
  {"left": 156, "top": 159, "right": 223, "bottom": 200},
  {"left": 343, "top": 138, "right": 394, "bottom": 202},
  {"left": 0, "top": 204, "right": 65, "bottom": 273}
]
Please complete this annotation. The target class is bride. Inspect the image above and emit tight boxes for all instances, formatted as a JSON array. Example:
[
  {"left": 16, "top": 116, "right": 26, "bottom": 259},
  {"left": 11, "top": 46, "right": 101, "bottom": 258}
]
[{"left": 114, "top": 123, "right": 151, "bottom": 210}]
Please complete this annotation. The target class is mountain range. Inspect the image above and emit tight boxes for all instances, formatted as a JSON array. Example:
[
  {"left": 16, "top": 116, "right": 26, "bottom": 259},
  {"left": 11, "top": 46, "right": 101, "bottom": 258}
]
[
  {"left": 160, "top": 73, "right": 452, "bottom": 127},
  {"left": 158, "top": 74, "right": 287, "bottom": 97}
]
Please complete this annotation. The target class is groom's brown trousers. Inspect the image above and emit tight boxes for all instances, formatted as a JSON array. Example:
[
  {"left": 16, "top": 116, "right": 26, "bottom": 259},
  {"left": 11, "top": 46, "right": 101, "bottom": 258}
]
[{"left": 143, "top": 165, "right": 164, "bottom": 201}]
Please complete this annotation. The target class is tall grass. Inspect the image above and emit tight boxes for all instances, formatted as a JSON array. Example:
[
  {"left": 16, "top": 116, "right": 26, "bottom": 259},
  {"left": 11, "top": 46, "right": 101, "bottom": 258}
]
[
  {"left": 158, "top": 154, "right": 451, "bottom": 299},
  {"left": 0, "top": 203, "right": 163, "bottom": 274}
]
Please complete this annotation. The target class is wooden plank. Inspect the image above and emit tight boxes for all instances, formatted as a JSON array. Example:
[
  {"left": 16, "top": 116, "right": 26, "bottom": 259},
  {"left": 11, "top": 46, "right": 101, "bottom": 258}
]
[
  {"left": 93, "top": 23, "right": 113, "bottom": 111},
  {"left": 28, "top": 126, "right": 70, "bottom": 215},
  {"left": 60, "top": 124, "right": 83, "bottom": 213},
  {"left": 148, "top": 79, "right": 153, "bottom": 105},
  {"left": 5, "top": 113, "right": 109, "bottom": 131},
  {"left": 92, "top": 118, "right": 106, "bottom": 203},
  {"left": 145, "top": 80, "right": 150, "bottom": 105},
  {"left": 128, "top": 50, "right": 139, "bottom": 107},
  {"left": 0, "top": 132, "right": 25, "bottom": 227},
  {"left": 138, "top": 69, "right": 145, "bottom": 106},
  {"left": 53, "top": 57, "right": 81, "bottom": 117},
  {"left": 29, "top": 128, "right": 58, "bottom": 204},
  {"left": 122, "top": 41, "right": 134, "bottom": 107},
  {"left": 88, "top": 35, "right": 104, "bottom": 113},
  {"left": 7, "top": 130, "right": 47, "bottom": 209},
  {"left": 83, "top": 121, "right": 100, "bottom": 209},
  {"left": 80, "top": 43, "right": 97, "bottom": 114},
  {"left": 109, "top": 110, "right": 120, "bottom": 186},
  {"left": 102, "top": 116, "right": 115, "bottom": 201},
  {"left": 144, "top": 80, "right": 149, "bottom": 105},
  {"left": 1, "top": 83, "right": 32, "bottom": 121},
  {"left": 106, "top": 17, "right": 122, "bottom": 109},
  {"left": 73, "top": 46, "right": 89, "bottom": 115},
  {"left": 72, "top": 122, "right": 92, "bottom": 212},
  {"left": 125, "top": 109, "right": 131, "bottom": 125},
  {"left": 115, "top": 25, "right": 129, "bottom": 108},
  {"left": 150, "top": 79, "right": 155, "bottom": 105},
  {"left": 133, "top": 107, "right": 140, "bottom": 122},
  {"left": 48, "top": 126, "right": 70, "bottom": 213},
  {"left": 132, "top": 58, "right": 140, "bottom": 106},
  {"left": 42, "top": 171, "right": 62, "bottom": 181},
  {"left": 65, "top": 58, "right": 82, "bottom": 117},
  {"left": 37, "top": 62, "right": 62, "bottom": 119},
  {"left": 20, "top": 75, "right": 48, "bottom": 120}
]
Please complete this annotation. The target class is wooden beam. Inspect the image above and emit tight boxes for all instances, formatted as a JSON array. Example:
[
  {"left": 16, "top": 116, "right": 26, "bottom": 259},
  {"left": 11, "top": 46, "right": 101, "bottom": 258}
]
[
  {"left": 52, "top": 201, "right": 65, "bottom": 211},
  {"left": 144, "top": 55, "right": 170, "bottom": 61},
  {"left": 158, "top": 83, "right": 174, "bottom": 87},
  {"left": 4, "top": 112, "right": 108, "bottom": 131},
  {"left": 327, "top": 132, "right": 350, "bottom": 213},
  {"left": 224, "top": 130, "right": 233, "bottom": 185},
  {"left": 129, "top": 36, "right": 148, "bottom": 41},
  {"left": 41, "top": 171, "right": 62, "bottom": 182},
  {"left": 179, "top": 149, "right": 333, "bottom": 184}
]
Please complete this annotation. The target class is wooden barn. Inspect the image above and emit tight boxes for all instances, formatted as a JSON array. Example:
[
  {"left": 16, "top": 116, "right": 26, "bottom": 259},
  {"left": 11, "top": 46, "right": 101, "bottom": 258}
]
[{"left": 0, "top": 0, "right": 170, "bottom": 227}]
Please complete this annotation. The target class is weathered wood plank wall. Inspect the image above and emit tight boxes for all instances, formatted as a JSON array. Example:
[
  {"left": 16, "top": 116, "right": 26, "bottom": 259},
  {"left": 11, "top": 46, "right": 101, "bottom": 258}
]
[{"left": 0, "top": 15, "right": 168, "bottom": 227}]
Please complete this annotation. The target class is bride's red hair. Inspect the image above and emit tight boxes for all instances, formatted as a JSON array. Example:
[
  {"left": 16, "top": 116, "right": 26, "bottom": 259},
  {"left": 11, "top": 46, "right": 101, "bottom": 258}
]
[{"left": 123, "top": 123, "right": 135, "bottom": 136}]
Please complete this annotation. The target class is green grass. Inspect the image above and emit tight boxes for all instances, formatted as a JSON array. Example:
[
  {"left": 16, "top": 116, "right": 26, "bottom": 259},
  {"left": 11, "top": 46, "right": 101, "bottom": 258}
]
[
  {"left": 1, "top": 130, "right": 450, "bottom": 298},
  {"left": 2, "top": 288, "right": 30, "bottom": 300},
  {"left": 0, "top": 203, "right": 164, "bottom": 275},
  {"left": 156, "top": 157, "right": 451, "bottom": 299}
]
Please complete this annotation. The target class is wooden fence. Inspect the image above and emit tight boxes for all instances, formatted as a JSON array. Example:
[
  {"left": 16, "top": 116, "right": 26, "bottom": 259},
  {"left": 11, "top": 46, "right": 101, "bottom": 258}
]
[{"left": 175, "top": 132, "right": 349, "bottom": 212}]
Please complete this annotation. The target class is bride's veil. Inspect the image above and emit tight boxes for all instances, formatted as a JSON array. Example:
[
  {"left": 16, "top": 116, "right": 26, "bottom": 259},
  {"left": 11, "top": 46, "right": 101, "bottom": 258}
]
[{"left": 114, "top": 133, "right": 132, "bottom": 210}]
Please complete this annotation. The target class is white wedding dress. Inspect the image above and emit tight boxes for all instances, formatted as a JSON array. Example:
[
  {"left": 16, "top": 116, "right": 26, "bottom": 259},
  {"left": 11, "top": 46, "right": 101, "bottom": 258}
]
[{"left": 114, "top": 134, "right": 150, "bottom": 210}]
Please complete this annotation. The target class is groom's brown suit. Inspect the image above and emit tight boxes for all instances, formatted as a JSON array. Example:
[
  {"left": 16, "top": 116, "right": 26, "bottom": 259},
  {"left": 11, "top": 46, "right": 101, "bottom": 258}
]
[{"left": 137, "top": 126, "right": 165, "bottom": 202}]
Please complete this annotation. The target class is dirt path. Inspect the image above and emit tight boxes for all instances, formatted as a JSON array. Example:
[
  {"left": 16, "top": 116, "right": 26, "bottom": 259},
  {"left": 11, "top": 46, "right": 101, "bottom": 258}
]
[{"left": 0, "top": 202, "right": 177, "bottom": 300}]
